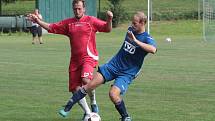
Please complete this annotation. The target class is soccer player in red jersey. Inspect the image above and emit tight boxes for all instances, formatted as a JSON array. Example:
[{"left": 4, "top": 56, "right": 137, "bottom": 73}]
[{"left": 27, "top": 0, "right": 113, "bottom": 119}]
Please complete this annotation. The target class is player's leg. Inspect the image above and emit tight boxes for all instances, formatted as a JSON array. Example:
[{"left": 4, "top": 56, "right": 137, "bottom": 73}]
[
  {"left": 72, "top": 69, "right": 91, "bottom": 117},
  {"left": 37, "top": 26, "right": 43, "bottom": 44},
  {"left": 60, "top": 68, "right": 91, "bottom": 117},
  {"left": 88, "top": 90, "right": 99, "bottom": 113},
  {"left": 59, "top": 63, "right": 115, "bottom": 117},
  {"left": 79, "top": 77, "right": 96, "bottom": 120},
  {"left": 82, "top": 77, "right": 99, "bottom": 113},
  {"left": 77, "top": 95, "right": 91, "bottom": 120},
  {"left": 81, "top": 64, "right": 99, "bottom": 113},
  {"left": 59, "top": 72, "right": 105, "bottom": 117},
  {"left": 110, "top": 77, "right": 131, "bottom": 121},
  {"left": 31, "top": 26, "right": 37, "bottom": 44},
  {"left": 32, "top": 37, "right": 36, "bottom": 44},
  {"left": 78, "top": 98, "right": 91, "bottom": 113},
  {"left": 75, "top": 87, "right": 91, "bottom": 119}
]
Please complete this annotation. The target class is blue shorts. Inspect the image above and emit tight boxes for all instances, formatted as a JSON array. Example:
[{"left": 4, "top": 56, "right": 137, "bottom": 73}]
[{"left": 98, "top": 63, "right": 134, "bottom": 95}]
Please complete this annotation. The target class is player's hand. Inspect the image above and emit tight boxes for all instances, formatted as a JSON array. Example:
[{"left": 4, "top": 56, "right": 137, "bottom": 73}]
[
  {"left": 27, "top": 13, "right": 39, "bottom": 23},
  {"left": 106, "top": 11, "right": 113, "bottom": 20},
  {"left": 127, "top": 30, "right": 137, "bottom": 42}
]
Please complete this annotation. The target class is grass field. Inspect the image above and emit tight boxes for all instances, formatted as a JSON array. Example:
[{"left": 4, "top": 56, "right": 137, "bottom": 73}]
[{"left": 0, "top": 20, "right": 215, "bottom": 121}]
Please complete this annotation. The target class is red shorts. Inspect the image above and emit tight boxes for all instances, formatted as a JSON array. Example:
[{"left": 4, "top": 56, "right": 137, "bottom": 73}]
[{"left": 69, "top": 62, "right": 96, "bottom": 92}]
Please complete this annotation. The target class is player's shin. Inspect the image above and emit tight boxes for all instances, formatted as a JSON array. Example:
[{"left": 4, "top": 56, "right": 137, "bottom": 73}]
[
  {"left": 88, "top": 89, "right": 99, "bottom": 113},
  {"left": 64, "top": 87, "right": 88, "bottom": 112},
  {"left": 78, "top": 97, "right": 91, "bottom": 115},
  {"left": 88, "top": 89, "right": 96, "bottom": 104},
  {"left": 115, "top": 100, "right": 129, "bottom": 118}
]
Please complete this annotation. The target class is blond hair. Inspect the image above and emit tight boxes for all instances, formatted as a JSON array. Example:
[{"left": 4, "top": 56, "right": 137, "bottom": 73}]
[{"left": 134, "top": 11, "right": 147, "bottom": 24}]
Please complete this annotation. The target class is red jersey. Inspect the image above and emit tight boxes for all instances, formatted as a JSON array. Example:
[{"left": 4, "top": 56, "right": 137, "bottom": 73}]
[{"left": 48, "top": 16, "right": 109, "bottom": 70}]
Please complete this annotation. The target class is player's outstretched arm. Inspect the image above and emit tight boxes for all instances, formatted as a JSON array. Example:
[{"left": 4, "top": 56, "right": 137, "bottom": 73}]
[
  {"left": 27, "top": 14, "right": 50, "bottom": 31},
  {"left": 137, "top": 41, "right": 157, "bottom": 54},
  {"left": 105, "top": 11, "right": 113, "bottom": 32}
]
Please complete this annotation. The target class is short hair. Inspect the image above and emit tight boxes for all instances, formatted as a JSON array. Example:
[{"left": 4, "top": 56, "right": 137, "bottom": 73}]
[
  {"left": 34, "top": 9, "right": 39, "bottom": 13},
  {"left": 134, "top": 11, "right": 147, "bottom": 24},
  {"left": 72, "top": 0, "right": 85, "bottom": 8}
]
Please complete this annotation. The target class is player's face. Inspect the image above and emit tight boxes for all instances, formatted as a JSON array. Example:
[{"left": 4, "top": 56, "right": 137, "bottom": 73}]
[
  {"left": 34, "top": 9, "right": 39, "bottom": 14},
  {"left": 131, "top": 15, "right": 144, "bottom": 33},
  {"left": 73, "top": 1, "right": 85, "bottom": 19}
]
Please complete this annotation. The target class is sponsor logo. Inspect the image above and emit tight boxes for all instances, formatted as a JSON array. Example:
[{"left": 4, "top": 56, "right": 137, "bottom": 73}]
[
  {"left": 75, "top": 23, "right": 83, "bottom": 26},
  {"left": 83, "top": 72, "right": 93, "bottom": 77},
  {"left": 123, "top": 41, "right": 136, "bottom": 54}
]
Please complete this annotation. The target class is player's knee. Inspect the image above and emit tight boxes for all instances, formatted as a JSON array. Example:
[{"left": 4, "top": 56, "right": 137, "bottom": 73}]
[
  {"left": 32, "top": 34, "right": 36, "bottom": 37},
  {"left": 109, "top": 90, "right": 120, "bottom": 103},
  {"left": 109, "top": 91, "right": 114, "bottom": 99},
  {"left": 86, "top": 82, "right": 96, "bottom": 91},
  {"left": 82, "top": 78, "right": 90, "bottom": 85}
]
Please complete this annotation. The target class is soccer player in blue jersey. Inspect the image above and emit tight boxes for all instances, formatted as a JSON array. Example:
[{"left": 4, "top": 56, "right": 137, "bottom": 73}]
[{"left": 59, "top": 11, "right": 157, "bottom": 121}]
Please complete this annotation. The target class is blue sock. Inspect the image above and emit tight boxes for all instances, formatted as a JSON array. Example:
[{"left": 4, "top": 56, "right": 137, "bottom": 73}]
[
  {"left": 115, "top": 100, "right": 129, "bottom": 118},
  {"left": 64, "top": 87, "right": 87, "bottom": 112}
]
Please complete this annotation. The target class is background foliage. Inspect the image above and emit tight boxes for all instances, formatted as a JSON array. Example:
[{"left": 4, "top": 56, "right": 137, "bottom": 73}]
[
  {"left": 105, "top": 0, "right": 128, "bottom": 27},
  {"left": 98, "top": 0, "right": 202, "bottom": 26},
  {"left": 1, "top": 0, "right": 202, "bottom": 20},
  {"left": 2, "top": 0, "right": 17, "bottom": 4}
]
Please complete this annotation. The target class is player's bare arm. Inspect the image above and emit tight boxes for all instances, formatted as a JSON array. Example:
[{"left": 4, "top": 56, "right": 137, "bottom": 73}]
[
  {"left": 27, "top": 13, "right": 50, "bottom": 31},
  {"left": 127, "top": 30, "right": 157, "bottom": 54},
  {"left": 106, "top": 11, "right": 113, "bottom": 32}
]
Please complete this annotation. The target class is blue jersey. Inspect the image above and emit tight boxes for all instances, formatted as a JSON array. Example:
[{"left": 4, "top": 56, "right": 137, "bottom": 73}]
[{"left": 107, "top": 26, "right": 157, "bottom": 77}]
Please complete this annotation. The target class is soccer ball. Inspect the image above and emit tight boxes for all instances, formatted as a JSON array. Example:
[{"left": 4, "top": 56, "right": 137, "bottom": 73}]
[
  {"left": 84, "top": 112, "right": 101, "bottom": 121},
  {"left": 166, "top": 37, "right": 172, "bottom": 42}
]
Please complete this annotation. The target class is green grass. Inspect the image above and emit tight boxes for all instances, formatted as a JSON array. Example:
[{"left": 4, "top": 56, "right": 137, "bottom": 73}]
[{"left": 0, "top": 20, "right": 215, "bottom": 121}]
